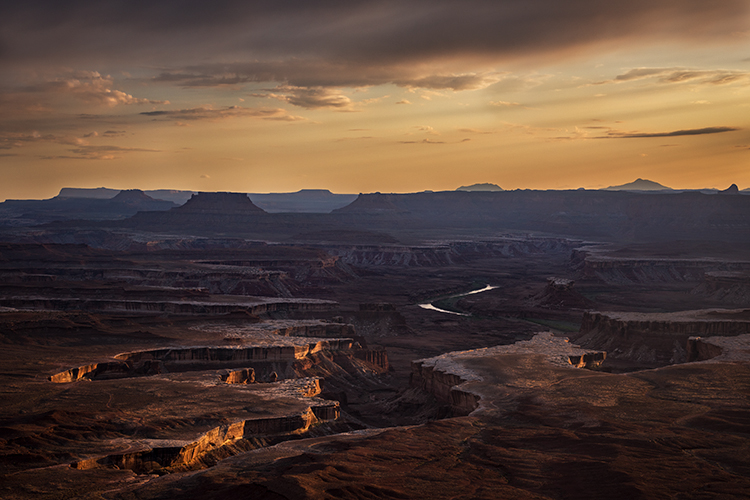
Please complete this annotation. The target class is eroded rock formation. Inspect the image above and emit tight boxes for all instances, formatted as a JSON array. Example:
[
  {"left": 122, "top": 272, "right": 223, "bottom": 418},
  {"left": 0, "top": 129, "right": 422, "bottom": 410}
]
[
  {"left": 411, "top": 332, "right": 606, "bottom": 416},
  {"left": 574, "top": 310, "right": 750, "bottom": 366}
]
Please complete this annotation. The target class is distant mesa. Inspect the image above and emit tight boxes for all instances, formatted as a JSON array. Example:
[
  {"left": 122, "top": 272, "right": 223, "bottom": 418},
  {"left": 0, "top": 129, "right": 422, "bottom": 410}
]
[
  {"left": 332, "top": 192, "right": 401, "bottom": 213},
  {"left": 57, "top": 187, "right": 120, "bottom": 199},
  {"left": 110, "top": 189, "right": 161, "bottom": 205},
  {"left": 175, "top": 192, "right": 266, "bottom": 214},
  {"left": 604, "top": 178, "right": 672, "bottom": 191},
  {"left": 456, "top": 183, "right": 504, "bottom": 192},
  {"left": 249, "top": 189, "right": 358, "bottom": 213},
  {"left": 144, "top": 189, "right": 195, "bottom": 204},
  {"left": 718, "top": 184, "right": 739, "bottom": 195}
]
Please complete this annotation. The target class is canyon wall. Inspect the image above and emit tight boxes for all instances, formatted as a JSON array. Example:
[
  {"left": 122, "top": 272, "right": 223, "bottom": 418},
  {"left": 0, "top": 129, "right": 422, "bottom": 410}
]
[
  {"left": 574, "top": 251, "right": 750, "bottom": 285},
  {"left": 1, "top": 297, "right": 336, "bottom": 315},
  {"left": 72, "top": 402, "right": 339, "bottom": 474},
  {"left": 574, "top": 311, "right": 750, "bottom": 366},
  {"left": 50, "top": 341, "right": 354, "bottom": 383}
]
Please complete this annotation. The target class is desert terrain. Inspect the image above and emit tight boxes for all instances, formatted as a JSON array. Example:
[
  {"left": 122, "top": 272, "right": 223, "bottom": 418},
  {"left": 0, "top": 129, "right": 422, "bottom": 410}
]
[{"left": 1, "top": 189, "right": 749, "bottom": 499}]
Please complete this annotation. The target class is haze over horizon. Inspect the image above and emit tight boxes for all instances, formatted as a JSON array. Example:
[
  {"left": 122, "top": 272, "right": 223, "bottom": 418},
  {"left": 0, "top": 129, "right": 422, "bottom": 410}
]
[{"left": 1, "top": 1, "right": 749, "bottom": 201}]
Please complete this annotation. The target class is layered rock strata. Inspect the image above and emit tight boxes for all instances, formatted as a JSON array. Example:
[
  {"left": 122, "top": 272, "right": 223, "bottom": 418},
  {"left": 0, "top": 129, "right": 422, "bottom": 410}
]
[
  {"left": 575, "top": 310, "right": 750, "bottom": 366},
  {"left": 0, "top": 296, "right": 336, "bottom": 315},
  {"left": 71, "top": 378, "right": 338, "bottom": 473},
  {"left": 575, "top": 252, "right": 750, "bottom": 285},
  {"left": 50, "top": 340, "right": 354, "bottom": 383}
]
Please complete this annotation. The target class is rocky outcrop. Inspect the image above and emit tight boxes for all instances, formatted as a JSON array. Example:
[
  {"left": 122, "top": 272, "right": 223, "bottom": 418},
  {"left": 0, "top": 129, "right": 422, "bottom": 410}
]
[
  {"left": 528, "top": 277, "right": 592, "bottom": 309},
  {"left": 48, "top": 360, "right": 133, "bottom": 383},
  {"left": 574, "top": 310, "right": 750, "bottom": 366},
  {"left": 353, "top": 347, "right": 389, "bottom": 371},
  {"left": 72, "top": 402, "right": 339, "bottom": 473},
  {"left": 222, "top": 368, "right": 255, "bottom": 384}
]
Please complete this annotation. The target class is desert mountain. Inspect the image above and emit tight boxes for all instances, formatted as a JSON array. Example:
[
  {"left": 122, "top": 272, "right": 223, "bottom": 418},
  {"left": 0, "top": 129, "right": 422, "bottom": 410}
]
[
  {"left": 719, "top": 184, "right": 740, "bottom": 195},
  {"left": 456, "top": 183, "right": 503, "bottom": 192},
  {"left": 604, "top": 178, "right": 672, "bottom": 191}
]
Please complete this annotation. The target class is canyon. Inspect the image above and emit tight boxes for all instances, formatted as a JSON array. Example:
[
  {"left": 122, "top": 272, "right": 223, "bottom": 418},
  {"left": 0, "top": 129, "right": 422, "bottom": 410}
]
[{"left": 1, "top": 190, "right": 749, "bottom": 499}]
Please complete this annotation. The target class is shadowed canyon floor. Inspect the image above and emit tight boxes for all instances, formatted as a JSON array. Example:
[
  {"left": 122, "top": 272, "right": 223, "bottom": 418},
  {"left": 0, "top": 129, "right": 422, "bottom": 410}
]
[{"left": 1, "top": 191, "right": 750, "bottom": 498}]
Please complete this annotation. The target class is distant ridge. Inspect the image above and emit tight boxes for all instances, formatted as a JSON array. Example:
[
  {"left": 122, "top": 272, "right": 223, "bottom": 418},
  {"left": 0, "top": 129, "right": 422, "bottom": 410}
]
[
  {"left": 604, "top": 178, "right": 672, "bottom": 191},
  {"left": 456, "top": 183, "right": 503, "bottom": 192},
  {"left": 57, "top": 187, "right": 194, "bottom": 204},
  {"left": 53, "top": 187, "right": 357, "bottom": 211}
]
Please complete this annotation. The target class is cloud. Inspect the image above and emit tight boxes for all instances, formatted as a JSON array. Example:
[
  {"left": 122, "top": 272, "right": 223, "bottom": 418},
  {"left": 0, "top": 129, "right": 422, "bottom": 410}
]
[
  {"left": 395, "top": 73, "right": 501, "bottom": 91},
  {"left": 42, "top": 145, "right": 161, "bottom": 160},
  {"left": 399, "top": 138, "right": 446, "bottom": 144},
  {"left": 596, "top": 67, "right": 749, "bottom": 86},
  {"left": 0, "top": 130, "right": 58, "bottom": 149},
  {"left": 140, "top": 105, "right": 304, "bottom": 121},
  {"left": 490, "top": 100, "right": 522, "bottom": 107},
  {"left": 601, "top": 127, "right": 739, "bottom": 139},
  {"left": 457, "top": 128, "right": 495, "bottom": 134},
  {"left": 28, "top": 70, "right": 168, "bottom": 107},
  {"left": 253, "top": 86, "right": 353, "bottom": 110}
]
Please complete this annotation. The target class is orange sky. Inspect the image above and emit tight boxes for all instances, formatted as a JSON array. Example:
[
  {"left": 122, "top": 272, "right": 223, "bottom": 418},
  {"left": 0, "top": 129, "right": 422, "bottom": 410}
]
[{"left": 1, "top": 1, "right": 749, "bottom": 200}]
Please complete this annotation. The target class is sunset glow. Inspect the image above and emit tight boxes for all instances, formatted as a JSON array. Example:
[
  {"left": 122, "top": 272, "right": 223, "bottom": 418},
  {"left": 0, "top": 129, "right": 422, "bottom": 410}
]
[{"left": 1, "top": 1, "right": 749, "bottom": 200}]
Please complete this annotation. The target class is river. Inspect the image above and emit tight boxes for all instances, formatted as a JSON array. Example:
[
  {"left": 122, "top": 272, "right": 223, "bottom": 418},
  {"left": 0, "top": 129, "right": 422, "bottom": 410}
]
[{"left": 418, "top": 284, "right": 497, "bottom": 316}]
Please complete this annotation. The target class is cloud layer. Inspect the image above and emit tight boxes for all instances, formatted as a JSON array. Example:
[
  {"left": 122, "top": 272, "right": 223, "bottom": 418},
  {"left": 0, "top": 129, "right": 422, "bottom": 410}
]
[{"left": 3, "top": 1, "right": 748, "bottom": 90}]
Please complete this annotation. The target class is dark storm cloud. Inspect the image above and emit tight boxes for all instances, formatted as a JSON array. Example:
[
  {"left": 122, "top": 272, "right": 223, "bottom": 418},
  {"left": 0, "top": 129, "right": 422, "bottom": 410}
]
[
  {"left": 603, "top": 127, "right": 739, "bottom": 139},
  {"left": 2, "top": 1, "right": 748, "bottom": 89}
]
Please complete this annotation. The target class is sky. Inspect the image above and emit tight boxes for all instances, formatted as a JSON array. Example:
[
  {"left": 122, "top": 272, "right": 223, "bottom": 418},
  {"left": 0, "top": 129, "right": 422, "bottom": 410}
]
[{"left": 1, "top": 0, "right": 749, "bottom": 201}]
